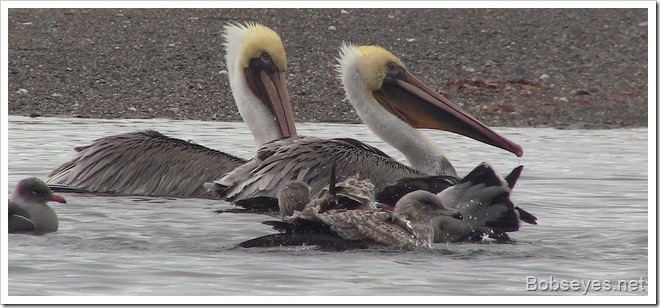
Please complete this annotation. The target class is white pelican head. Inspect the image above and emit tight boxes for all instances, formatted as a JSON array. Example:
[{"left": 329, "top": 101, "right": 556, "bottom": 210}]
[{"left": 223, "top": 23, "right": 296, "bottom": 146}]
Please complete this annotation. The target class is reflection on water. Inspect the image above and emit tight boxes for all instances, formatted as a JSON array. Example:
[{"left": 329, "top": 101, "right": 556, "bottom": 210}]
[{"left": 6, "top": 116, "right": 649, "bottom": 297}]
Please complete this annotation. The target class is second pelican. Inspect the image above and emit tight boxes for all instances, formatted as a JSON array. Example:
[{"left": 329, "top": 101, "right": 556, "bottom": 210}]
[{"left": 211, "top": 44, "right": 523, "bottom": 204}]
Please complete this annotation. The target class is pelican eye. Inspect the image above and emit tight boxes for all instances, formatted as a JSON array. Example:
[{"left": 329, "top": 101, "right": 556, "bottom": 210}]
[
  {"left": 387, "top": 62, "right": 397, "bottom": 71},
  {"left": 386, "top": 62, "right": 405, "bottom": 79},
  {"left": 250, "top": 52, "right": 277, "bottom": 74}
]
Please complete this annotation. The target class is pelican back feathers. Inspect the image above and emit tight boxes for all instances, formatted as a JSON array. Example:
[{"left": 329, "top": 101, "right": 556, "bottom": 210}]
[
  {"left": 210, "top": 136, "right": 426, "bottom": 205},
  {"left": 48, "top": 130, "right": 246, "bottom": 198}
]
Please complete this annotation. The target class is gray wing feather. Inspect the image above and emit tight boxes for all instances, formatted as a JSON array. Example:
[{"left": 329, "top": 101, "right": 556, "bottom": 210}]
[
  {"left": 214, "top": 136, "right": 424, "bottom": 203},
  {"left": 8, "top": 200, "right": 31, "bottom": 218},
  {"left": 8, "top": 200, "right": 37, "bottom": 233},
  {"left": 9, "top": 215, "right": 37, "bottom": 233},
  {"left": 47, "top": 130, "right": 247, "bottom": 198},
  {"left": 433, "top": 163, "right": 522, "bottom": 242}
]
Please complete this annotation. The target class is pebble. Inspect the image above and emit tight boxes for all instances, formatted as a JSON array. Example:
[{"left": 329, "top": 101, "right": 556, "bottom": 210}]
[
  {"left": 327, "top": 26, "right": 336, "bottom": 31},
  {"left": 16, "top": 88, "right": 28, "bottom": 94},
  {"left": 568, "top": 89, "right": 591, "bottom": 96},
  {"left": 540, "top": 74, "right": 550, "bottom": 81}
]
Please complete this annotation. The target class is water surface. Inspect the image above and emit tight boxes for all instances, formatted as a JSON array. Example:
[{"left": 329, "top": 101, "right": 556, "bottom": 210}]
[{"left": 6, "top": 116, "right": 649, "bottom": 299}]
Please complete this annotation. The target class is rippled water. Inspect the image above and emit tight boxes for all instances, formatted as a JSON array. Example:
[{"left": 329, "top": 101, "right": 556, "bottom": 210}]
[{"left": 5, "top": 116, "right": 650, "bottom": 300}]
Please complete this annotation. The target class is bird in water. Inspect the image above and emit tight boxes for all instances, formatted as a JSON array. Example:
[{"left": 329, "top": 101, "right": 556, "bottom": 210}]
[
  {"left": 242, "top": 176, "right": 462, "bottom": 250},
  {"left": 9, "top": 177, "right": 66, "bottom": 234},
  {"left": 297, "top": 189, "right": 463, "bottom": 250},
  {"left": 46, "top": 22, "right": 296, "bottom": 198},
  {"left": 374, "top": 163, "right": 536, "bottom": 242},
  {"left": 277, "top": 164, "right": 376, "bottom": 218},
  {"left": 432, "top": 164, "right": 535, "bottom": 242},
  {"left": 238, "top": 162, "right": 532, "bottom": 249}
]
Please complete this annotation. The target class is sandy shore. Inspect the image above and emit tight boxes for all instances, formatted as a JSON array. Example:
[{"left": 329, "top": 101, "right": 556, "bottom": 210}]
[{"left": 8, "top": 8, "right": 648, "bottom": 128}]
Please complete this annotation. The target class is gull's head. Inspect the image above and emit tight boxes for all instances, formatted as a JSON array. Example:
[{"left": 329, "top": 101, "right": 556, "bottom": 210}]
[{"left": 395, "top": 190, "right": 463, "bottom": 222}]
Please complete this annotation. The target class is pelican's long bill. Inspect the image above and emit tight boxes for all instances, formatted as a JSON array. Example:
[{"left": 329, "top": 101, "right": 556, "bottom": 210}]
[
  {"left": 374, "top": 71, "right": 524, "bottom": 157},
  {"left": 244, "top": 61, "right": 297, "bottom": 138}
]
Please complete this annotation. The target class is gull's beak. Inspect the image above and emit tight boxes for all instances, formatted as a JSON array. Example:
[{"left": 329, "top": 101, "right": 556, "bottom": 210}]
[
  {"left": 373, "top": 72, "right": 523, "bottom": 157},
  {"left": 48, "top": 193, "right": 67, "bottom": 204}
]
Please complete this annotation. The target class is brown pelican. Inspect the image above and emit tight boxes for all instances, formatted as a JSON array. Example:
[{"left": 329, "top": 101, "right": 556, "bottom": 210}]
[
  {"left": 9, "top": 177, "right": 66, "bottom": 234},
  {"left": 46, "top": 22, "right": 296, "bottom": 198},
  {"left": 211, "top": 43, "right": 523, "bottom": 205}
]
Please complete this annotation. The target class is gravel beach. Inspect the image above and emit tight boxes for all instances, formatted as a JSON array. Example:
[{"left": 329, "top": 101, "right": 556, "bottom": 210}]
[{"left": 8, "top": 8, "right": 648, "bottom": 128}]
